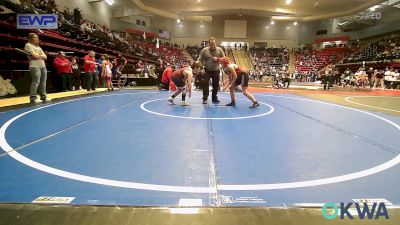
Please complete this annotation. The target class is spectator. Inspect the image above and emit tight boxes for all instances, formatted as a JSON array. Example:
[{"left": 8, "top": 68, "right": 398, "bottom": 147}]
[
  {"left": 366, "top": 67, "right": 374, "bottom": 88},
  {"left": 161, "top": 63, "right": 175, "bottom": 91},
  {"left": 135, "top": 60, "right": 144, "bottom": 76},
  {"left": 393, "top": 69, "right": 399, "bottom": 89},
  {"left": 323, "top": 65, "right": 334, "bottom": 90},
  {"left": 97, "top": 54, "right": 105, "bottom": 88},
  {"left": 53, "top": 51, "right": 73, "bottom": 91},
  {"left": 84, "top": 50, "right": 97, "bottom": 91},
  {"left": 24, "top": 33, "right": 50, "bottom": 103},
  {"left": 71, "top": 57, "right": 82, "bottom": 90},
  {"left": 374, "top": 70, "right": 385, "bottom": 88},
  {"left": 154, "top": 58, "right": 164, "bottom": 88},
  {"left": 384, "top": 68, "right": 394, "bottom": 89},
  {"left": 102, "top": 54, "right": 113, "bottom": 91},
  {"left": 116, "top": 56, "right": 127, "bottom": 88},
  {"left": 111, "top": 58, "right": 118, "bottom": 79}
]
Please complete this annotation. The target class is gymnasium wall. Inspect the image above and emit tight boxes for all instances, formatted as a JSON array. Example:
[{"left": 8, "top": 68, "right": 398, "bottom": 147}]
[
  {"left": 311, "top": 18, "right": 400, "bottom": 41},
  {"left": 54, "top": 0, "right": 112, "bottom": 27},
  {"left": 161, "top": 17, "right": 302, "bottom": 48},
  {"left": 111, "top": 7, "right": 152, "bottom": 30},
  {"left": 110, "top": 20, "right": 157, "bottom": 33},
  {"left": 58, "top": 1, "right": 400, "bottom": 48}
]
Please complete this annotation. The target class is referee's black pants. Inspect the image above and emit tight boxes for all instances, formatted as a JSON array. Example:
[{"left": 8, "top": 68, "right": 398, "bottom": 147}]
[{"left": 201, "top": 69, "right": 220, "bottom": 101}]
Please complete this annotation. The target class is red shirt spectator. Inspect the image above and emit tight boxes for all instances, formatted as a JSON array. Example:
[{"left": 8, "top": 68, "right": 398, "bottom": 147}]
[
  {"left": 84, "top": 52, "right": 96, "bottom": 72},
  {"left": 136, "top": 60, "right": 143, "bottom": 70},
  {"left": 53, "top": 54, "right": 72, "bottom": 74},
  {"left": 161, "top": 66, "right": 176, "bottom": 91},
  {"left": 161, "top": 66, "right": 173, "bottom": 83}
]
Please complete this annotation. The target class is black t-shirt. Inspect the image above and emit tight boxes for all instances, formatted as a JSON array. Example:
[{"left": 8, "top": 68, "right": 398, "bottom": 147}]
[
  {"left": 376, "top": 72, "right": 384, "bottom": 79},
  {"left": 366, "top": 70, "right": 373, "bottom": 79}
]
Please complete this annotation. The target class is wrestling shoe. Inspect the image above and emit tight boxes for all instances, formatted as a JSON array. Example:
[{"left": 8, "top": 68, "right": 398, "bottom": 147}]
[
  {"left": 180, "top": 101, "right": 190, "bottom": 106},
  {"left": 168, "top": 97, "right": 174, "bottom": 104},
  {"left": 249, "top": 101, "right": 260, "bottom": 108}
]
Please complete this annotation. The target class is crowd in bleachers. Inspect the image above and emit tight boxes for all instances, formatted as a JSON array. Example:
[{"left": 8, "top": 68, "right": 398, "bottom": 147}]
[
  {"left": 295, "top": 48, "right": 344, "bottom": 73},
  {"left": 33, "top": 0, "right": 187, "bottom": 66},
  {"left": 1, "top": 0, "right": 134, "bottom": 56},
  {"left": 343, "top": 37, "right": 400, "bottom": 63},
  {"left": 247, "top": 41, "right": 400, "bottom": 89},
  {"left": 333, "top": 66, "right": 400, "bottom": 89},
  {"left": 1, "top": 0, "right": 400, "bottom": 96},
  {"left": 0, "top": 0, "right": 189, "bottom": 96},
  {"left": 249, "top": 47, "right": 289, "bottom": 81},
  {"left": 186, "top": 45, "right": 202, "bottom": 61}
]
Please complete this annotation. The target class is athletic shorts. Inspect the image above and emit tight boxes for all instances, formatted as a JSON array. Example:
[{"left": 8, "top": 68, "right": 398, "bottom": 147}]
[
  {"left": 234, "top": 72, "right": 249, "bottom": 87},
  {"left": 171, "top": 75, "right": 185, "bottom": 88}
]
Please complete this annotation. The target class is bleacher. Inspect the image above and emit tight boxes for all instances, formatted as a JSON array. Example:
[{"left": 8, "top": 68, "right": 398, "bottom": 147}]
[
  {"left": 185, "top": 45, "right": 202, "bottom": 61},
  {"left": 0, "top": 0, "right": 188, "bottom": 94},
  {"left": 295, "top": 48, "right": 346, "bottom": 74},
  {"left": 250, "top": 47, "right": 289, "bottom": 73},
  {"left": 343, "top": 36, "right": 400, "bottom": 63}
]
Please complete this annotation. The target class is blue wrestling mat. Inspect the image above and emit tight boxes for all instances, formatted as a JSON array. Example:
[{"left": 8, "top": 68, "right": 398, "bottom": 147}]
[{"left": 0, "top": 90, "right": 399, "bottom": 207}]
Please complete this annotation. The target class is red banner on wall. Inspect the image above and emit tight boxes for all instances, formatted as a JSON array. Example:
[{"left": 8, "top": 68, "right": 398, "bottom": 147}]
[
  {"left": 315, "top": 36, "right": 349, "bottom": 44},
  {"left": 126, "top": 28, "right": 158, "bottom": 38}
]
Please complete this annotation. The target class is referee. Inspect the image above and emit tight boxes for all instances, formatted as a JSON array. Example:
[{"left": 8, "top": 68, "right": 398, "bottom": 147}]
[{"left": 197, "top": 37, "right": 225, "bottom": 104}]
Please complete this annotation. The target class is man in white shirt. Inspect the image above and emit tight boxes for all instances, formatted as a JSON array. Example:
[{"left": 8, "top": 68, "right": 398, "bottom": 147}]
[
  {"left": 391, "top": 69, "right": 399, "bottom": 89},
  {"left": 384, "top": 68, "right": 394, "bottom": 89}
]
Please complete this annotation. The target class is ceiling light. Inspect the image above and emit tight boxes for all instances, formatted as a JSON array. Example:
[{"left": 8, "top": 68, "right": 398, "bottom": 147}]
[
  {"left": 271, "top": 20, "right": 275, "bottom": 25},
  {"left": 285, "top": 0, "right": 292, "bottom": 4},
  {"left": 293, "top": 21, "right": 298, "bottom": 25},
  {"left": 265, "top": 26, "right": 270, "bottom": 29},
  {"left": 197, "top": 0, "right": 201, "bottom": 2},
  {"left": 179, "top": 24, "right": 183, "bottom": 27},
  {"left": 105, "top": 0, "right": 113, "bottom": 5},
  {"left": 177, "top": 19, "right": 181, "bottom": 23},
  {"left": 286, "top": 26, "right": 290, "bottom": 29}
]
